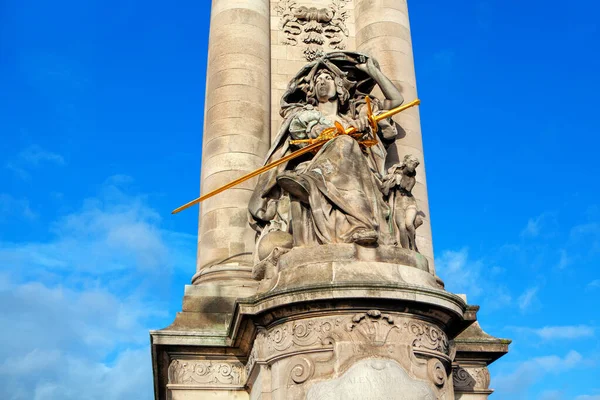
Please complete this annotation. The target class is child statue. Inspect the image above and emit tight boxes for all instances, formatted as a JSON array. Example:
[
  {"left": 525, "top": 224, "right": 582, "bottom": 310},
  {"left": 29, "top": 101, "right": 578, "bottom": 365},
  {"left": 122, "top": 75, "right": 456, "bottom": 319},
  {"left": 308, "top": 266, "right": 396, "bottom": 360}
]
[{"left": 382, "top": 154, "right": 424, "bottom": 252}]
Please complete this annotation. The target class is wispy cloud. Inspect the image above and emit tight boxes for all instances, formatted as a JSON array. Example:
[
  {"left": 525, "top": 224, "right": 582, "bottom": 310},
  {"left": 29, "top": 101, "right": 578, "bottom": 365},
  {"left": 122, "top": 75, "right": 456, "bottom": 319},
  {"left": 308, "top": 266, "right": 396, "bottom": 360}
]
[
  {"left": 521, "top": 212, "right": 557, "bottom": 238},
  {"left": 18, "top": 144, "right": 65, "bottom": 166},
  {"left": 511, "top": 325, "right": 595, "bottom": 340},
  {"left": 0, "top": 193, "right": 37, "bottom": 220},
  {"left": 587, "top": 280, "right": 600, "bottom": 290},
  {"left": 5, "top": 144, "right": 66, "bottom": 180},
  {"left": 540, "top": 390, "right": 565, "bottom": 400},
  {"left": 518, "top": 286, "right": 539, "bottom": 312},
  {"left": 435, "top": 248, "right": 512, "bottom": 309},
  {"left": 436, "top": 248, "right": 482, "bottom": 297},
  {"left": 557, "top": 249, "right": 571, "bottom": 269},
  {"left": 5, "top": 162, "right": 31, "bottom": 180}
]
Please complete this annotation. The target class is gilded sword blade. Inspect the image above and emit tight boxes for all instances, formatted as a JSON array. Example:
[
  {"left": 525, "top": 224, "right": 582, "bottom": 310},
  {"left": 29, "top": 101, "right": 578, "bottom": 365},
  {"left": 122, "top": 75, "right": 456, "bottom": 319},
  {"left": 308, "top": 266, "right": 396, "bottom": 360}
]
[{"left": 172, "top": 98, "right": 420, "bottom": 214}]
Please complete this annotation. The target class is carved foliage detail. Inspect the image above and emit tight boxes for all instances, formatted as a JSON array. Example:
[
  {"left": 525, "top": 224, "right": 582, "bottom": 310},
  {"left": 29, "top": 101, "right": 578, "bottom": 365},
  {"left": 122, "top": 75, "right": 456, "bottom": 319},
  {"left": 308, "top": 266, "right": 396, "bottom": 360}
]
[
  {"left": 453, "top": 366, "right": 491, "bottom": 391},
  {"left": 267, "top": 318, "right": 340, "bottom": 354},
  {"left": 275, "top": 0, "right": 351, "bottom": 61},
  {"left": 168, "top": 360, "right": 243, "bottom": 386},
  {"left": 346, "top": 310, "right": 399, "bottom": 346},
  {"left": 406, "top": 321, "right": 449, "bottom": 355},
  {"left": 262, "top": 312, "right": 450, "bottom": 359}
]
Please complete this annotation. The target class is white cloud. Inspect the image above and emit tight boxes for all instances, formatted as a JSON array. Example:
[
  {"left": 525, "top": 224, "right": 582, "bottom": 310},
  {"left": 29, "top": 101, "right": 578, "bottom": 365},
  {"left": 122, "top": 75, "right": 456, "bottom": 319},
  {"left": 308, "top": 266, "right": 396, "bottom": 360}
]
[
  {"left": 0, "top": 277, "right": 157, "bottom": 400},
  {"left": 0, "top": 177, "right": 196, "bottom": 400},
  {"left": 518, "top": 286, "right": 539, "bottom": 312},
  {"left": 0, "top": 181, "right": 176, "bottom": 277},
  {"left": 495, "top": 351, "right": 583, "bottom": 395}
]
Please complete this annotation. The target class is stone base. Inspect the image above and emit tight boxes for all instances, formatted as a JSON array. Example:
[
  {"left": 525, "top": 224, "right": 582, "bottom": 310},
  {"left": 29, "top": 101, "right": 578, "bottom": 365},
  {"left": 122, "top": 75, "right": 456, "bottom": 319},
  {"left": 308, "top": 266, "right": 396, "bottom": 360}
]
[
  {"left": 151, "top": 248, "right": 508, "bottom": 400},
  {"left": 153, "top": 276, "right": 483, "bottom": 399},
  {"left": 256, "top": 244, "right": 443, "bottom": 293}
]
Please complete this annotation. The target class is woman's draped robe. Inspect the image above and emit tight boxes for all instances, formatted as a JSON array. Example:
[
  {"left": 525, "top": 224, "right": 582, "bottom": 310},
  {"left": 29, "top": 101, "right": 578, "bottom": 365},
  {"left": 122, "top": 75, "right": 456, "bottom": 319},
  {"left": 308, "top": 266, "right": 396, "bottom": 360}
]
[{"left": 248, "top": 99, "right": 397, "bottom": 247}]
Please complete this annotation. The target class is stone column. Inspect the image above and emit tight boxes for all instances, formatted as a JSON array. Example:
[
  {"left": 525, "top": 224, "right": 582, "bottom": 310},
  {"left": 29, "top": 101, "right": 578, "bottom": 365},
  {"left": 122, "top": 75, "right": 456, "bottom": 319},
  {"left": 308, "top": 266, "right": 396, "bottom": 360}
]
[
  {"left": 193, "top": 0, "right": 271, "bottom": 285},
  {"left": 355, "top": 0, "right": 435, "bottom": 272}
]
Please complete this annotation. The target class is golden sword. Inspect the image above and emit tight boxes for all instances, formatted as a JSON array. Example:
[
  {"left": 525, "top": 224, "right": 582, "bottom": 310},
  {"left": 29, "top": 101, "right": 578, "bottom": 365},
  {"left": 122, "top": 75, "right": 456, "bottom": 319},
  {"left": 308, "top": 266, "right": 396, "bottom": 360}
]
[{"left": 172, "top": 98, "right": 420, "bottom": 214}]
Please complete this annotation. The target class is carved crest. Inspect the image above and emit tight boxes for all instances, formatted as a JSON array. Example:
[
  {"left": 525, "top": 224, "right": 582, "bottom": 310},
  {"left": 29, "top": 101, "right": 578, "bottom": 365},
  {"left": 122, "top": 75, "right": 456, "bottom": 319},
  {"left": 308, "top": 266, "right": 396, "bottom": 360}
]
[{"left": 275, "top": 0, "right": 351, "bottom": 61}]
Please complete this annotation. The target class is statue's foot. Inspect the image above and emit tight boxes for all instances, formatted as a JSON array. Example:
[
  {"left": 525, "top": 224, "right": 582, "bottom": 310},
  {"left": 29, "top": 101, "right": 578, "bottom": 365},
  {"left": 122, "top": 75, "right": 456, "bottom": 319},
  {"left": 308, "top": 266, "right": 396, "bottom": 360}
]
[
  {"left": 277, "top": 172, "right": 310, "bottom": 203},
  {"left": 350, "top": 229, "right": 378, "bottom": 245}
]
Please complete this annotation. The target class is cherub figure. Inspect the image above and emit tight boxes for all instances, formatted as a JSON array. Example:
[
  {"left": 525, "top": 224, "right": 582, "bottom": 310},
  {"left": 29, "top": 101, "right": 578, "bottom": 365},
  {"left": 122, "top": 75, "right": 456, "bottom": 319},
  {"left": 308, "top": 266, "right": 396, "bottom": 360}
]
[{"left": 382, "top": 154, "right": 424, "bottom": 251}]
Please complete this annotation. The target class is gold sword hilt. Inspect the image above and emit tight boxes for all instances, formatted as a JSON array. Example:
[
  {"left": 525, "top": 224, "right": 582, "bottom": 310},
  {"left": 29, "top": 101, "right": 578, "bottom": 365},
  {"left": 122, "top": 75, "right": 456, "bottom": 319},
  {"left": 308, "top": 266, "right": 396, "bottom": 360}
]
[{"left": 289, "top": 97, "right": 420, "bottom": 146}]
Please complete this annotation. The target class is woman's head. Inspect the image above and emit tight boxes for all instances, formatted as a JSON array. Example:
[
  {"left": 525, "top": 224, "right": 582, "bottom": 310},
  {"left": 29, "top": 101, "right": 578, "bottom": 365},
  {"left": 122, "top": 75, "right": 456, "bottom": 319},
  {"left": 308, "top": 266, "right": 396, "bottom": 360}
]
[{"left": 307, "top": 67, "right": 351, "bottom": 107}]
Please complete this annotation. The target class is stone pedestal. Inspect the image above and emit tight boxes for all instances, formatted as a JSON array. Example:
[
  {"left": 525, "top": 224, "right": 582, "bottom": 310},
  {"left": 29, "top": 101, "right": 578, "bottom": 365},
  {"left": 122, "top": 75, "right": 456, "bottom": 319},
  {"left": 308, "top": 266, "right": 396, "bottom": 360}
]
[{"left": 150, "top": 247, "right": 508, "bottom": 400}]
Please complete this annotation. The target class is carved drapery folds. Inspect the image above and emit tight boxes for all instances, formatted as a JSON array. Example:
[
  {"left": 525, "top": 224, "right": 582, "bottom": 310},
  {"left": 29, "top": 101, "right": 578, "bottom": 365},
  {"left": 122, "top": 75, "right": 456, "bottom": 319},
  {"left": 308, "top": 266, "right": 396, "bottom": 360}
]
[
  {"left": 168, "top": 360, "right": 244, "bottom": 387},
  {"left": 276, "top": 0, "right": 351, "bottom": 61}
]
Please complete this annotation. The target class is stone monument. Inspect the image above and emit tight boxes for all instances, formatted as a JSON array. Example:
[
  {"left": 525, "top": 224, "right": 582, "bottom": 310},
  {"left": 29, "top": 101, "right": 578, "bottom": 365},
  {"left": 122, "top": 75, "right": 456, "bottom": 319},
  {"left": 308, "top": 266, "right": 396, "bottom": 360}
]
[{"left": 150, "top": 1, "right": 510, "bottom": 399}]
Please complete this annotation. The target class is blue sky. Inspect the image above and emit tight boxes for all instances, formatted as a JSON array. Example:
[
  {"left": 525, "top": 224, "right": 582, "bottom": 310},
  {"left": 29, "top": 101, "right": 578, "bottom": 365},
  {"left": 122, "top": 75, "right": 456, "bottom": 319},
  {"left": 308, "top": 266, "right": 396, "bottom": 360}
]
[{"left": 0, "top": 0, "right": 598, "bottom": 399}]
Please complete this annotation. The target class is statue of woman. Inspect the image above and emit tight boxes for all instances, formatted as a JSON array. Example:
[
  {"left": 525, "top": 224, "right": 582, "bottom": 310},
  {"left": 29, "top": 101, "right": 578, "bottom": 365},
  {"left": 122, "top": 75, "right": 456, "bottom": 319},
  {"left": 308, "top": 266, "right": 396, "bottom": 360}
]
[{"left": 249, "top": 52, "right": 404, "bottom": 248}]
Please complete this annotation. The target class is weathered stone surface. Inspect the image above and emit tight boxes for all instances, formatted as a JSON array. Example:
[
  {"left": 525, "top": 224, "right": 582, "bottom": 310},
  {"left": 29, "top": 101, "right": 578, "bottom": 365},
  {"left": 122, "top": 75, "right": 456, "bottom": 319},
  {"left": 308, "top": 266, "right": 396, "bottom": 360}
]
[
  {"left": 307, "top": 358, "right": 435, "bottom": 400},
  {"left": 255, "top": 243, "right": 437, "bottom": 293},
  {"left": 197, "top": 0, "right": 271, "bottom": 279}
]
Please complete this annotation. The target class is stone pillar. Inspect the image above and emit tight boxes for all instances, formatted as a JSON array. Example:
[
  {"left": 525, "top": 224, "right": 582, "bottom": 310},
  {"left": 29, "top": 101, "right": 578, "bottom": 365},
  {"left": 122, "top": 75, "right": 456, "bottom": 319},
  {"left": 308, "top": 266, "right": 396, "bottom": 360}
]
[
  {"left": 355, "top": 0, "right": 435, "bottom": 272},
  {"left": 193, "top": 0, "right": 271, "bottom": 285}
]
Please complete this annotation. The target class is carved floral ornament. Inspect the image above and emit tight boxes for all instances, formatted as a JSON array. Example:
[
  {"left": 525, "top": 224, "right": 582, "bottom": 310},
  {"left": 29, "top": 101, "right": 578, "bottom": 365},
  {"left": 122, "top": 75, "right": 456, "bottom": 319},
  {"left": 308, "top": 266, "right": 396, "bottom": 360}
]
[
  {"left": 275, "top": 0, "right": 352, "bottom": 61},
  {"left": 246, "top": 310, "right": 453, "bottom": 388},
  {"left": 168, "top": 360, "right": 244, "bottom": 386}
]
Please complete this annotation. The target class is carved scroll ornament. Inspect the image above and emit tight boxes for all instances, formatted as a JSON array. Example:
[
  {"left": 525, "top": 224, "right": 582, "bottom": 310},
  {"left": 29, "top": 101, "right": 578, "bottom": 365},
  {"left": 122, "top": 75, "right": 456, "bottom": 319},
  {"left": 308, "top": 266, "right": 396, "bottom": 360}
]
[{"left": 168, "top": 360, "right": 244, "bottom": 386}]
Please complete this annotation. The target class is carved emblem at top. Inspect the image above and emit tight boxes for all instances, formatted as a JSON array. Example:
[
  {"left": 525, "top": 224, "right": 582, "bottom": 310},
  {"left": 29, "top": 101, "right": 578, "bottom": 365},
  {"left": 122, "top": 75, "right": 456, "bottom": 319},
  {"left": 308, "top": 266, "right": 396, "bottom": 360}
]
[{"left": 275, "top": 0, "right": 351, "bottom": 61}]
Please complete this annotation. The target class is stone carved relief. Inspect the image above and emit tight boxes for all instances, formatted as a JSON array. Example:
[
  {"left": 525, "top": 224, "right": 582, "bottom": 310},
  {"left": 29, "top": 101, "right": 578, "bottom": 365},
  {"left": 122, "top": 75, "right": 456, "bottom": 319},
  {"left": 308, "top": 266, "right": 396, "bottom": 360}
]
[
  {"left": 428, "top": 358, "right": 447, "bottom": 387},
  {"left": 266, "top": 318, "right": 339, "bottom": 355},
  {"left": 406, "top": 321, "right": 450, "bottom": 355},
  {"left": 345, "top": 310, "right": 399, "bottom": 346},
  {"left": 245, "top": 330, "right": 266, "bottom": 378},
  {"left": 249, "top": 52, "right": 427, "bottom": 262},
  {"left": 275, "top": 0, "right": 351, "bottom": 61},
  {"left": 168, "top": 360, "right": 243, "bottom": 386},
  {"left": 453, "top": 365, "right": 491, "bottom": 391},
  {"left": 246, "top": 311, "right": 451, "bottom": 388},
  {"left": 260, "top": 312, "right": 450, "bottom": 360},
  {"left": 289, "top": 356, "right": 316, "bottom": 384}
]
